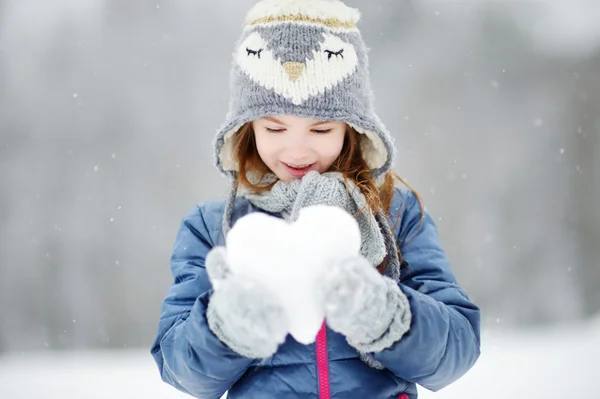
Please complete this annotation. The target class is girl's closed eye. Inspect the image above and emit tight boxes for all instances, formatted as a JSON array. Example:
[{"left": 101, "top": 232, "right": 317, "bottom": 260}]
[{"left": 264, "top": 128, "right": 331, "bottom": 134}]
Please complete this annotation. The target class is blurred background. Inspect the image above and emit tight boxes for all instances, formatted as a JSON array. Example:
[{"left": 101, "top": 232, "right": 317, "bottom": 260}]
[{"left": 1, "top": 0, "right": 599, "bottom": 398}]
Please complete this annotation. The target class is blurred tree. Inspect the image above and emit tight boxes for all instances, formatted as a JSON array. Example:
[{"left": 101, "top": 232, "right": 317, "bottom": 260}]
[
  {"left": 565, "top": 51, "right": 600, "bottom": 317},
  {"left": 0, "top": 0, "right": 599, "bottom": 352}
]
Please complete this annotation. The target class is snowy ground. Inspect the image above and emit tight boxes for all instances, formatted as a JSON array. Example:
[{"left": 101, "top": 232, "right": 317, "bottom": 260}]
[{"left": 1, "top": 317, "right": 598, "bottom": 399}]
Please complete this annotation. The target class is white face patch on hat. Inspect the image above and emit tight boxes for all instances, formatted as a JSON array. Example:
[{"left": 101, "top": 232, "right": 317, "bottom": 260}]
[{"left": 237, "top": 31, "right": 359, "bottom": 105}]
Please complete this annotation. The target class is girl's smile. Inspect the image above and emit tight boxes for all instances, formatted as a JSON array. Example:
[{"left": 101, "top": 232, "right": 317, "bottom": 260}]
[{"left": 282, "top": 162, "right": 317, "bottom": 179}]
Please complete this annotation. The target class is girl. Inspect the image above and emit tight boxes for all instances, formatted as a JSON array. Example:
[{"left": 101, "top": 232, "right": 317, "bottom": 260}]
[{"left": 150, "top": 0, "right": 480, "bottom": 398}]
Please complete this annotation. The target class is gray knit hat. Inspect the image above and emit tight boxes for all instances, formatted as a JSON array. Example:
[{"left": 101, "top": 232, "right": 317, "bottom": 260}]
[{"left": 213, "top": 0, "right": 397, "bottom": 179}]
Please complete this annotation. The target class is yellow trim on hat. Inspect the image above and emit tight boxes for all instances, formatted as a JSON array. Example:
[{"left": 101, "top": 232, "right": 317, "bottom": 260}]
[{"left": 248, "top": 14, "right": 357, "bottom": 29}]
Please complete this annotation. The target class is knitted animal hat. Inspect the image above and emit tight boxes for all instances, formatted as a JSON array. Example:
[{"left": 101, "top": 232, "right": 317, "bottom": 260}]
[{"left": 213, "top": 0, "right": 397, "bottom": 179}]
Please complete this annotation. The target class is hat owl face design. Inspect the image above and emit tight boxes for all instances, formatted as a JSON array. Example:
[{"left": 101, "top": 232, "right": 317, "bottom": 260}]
[{"left": 237, "top": 29, "right": 359, "bottom": 105}]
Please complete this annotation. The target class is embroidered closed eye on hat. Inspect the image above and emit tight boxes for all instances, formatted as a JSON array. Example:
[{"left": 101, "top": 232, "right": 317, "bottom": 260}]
[{"left": 213, "top": 0, "right": 397, "bottom": 179}]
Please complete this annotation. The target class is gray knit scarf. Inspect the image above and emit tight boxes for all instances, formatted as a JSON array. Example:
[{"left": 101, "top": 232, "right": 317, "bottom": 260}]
[{"left": 222, "top": 170, "right": 401, "bottom": 282}]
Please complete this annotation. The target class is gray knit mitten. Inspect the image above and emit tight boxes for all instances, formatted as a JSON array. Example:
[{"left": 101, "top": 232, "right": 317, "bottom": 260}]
[
  {"left": 323, "top": 255, "right": 412, "bottom": 353},
  {"left": 205, "top": 247, "right": 289, "bottom": 359}
]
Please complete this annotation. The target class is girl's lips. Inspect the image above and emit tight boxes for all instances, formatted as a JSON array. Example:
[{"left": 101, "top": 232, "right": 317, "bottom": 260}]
[{"left": 283, "top": 162, "right": 316, "bottom": 178}]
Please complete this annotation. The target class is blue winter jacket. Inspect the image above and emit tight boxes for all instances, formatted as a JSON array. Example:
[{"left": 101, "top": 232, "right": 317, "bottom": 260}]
[{"left": 150, "top": 187, "right": 480, "bottom": 399}]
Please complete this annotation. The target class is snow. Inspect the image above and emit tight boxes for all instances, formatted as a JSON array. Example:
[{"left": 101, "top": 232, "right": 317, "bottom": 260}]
[
  {"left": 225, "top": 205, "right": 362, "bottom": 344},
  {"left": 1, "top": 317, "right": 598, "bottom": 398},
  {"left": 418, "top": 316, "right": 600, "bottom": 398}
]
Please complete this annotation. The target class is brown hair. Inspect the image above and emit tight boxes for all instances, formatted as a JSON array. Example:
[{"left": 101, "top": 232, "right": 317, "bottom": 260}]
[{"left": 233, "top": 122, "right": 424, "bottom": 275}]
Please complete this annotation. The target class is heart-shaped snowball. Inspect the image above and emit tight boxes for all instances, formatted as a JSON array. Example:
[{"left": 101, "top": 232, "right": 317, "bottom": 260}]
[{"left": 226, "top": 205, "right": 362, "bottom": 344}]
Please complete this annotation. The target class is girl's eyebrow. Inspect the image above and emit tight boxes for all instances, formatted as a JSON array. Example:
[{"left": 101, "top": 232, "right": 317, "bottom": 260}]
[
  {"left": 263, "top": 116, "right": 287, "bottom": 125},
  {"left": 262, "top": 116, "right": 332, "bottom": 127}
]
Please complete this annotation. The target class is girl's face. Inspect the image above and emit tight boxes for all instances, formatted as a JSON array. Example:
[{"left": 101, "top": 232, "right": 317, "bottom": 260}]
[{"left": 252, "top": 115, "right": 346, "bottom": 182}]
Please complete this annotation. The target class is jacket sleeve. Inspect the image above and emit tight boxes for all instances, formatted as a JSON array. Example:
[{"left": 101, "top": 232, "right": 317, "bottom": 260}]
[
  {"left": 150, "top": 204, "right": 254, "bottom": 398},
  {"left": 372, "top": 188, "right": 481, "bottom": 392}
]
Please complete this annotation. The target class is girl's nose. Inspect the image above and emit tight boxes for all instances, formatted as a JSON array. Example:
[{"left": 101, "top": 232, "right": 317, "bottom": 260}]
[{"left": 284, "top": 143, "right": 312, "bottom": 164}]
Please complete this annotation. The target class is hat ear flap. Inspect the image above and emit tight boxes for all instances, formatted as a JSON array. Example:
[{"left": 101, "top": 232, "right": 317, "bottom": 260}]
[
  {"left": 349, "top": 125, "right": 390, "bottom": 171},
  {"left": 215, "top": 122, "right": 244, "bottom": 175}
]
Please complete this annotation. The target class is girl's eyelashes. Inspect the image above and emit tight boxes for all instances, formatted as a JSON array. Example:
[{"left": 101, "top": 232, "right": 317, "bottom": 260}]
[
  {"left": 265, "top": 127, "right": 285, "bottom": 133},
  {"left": 263, "top": 127, "right": 333, "bottom": 134}
]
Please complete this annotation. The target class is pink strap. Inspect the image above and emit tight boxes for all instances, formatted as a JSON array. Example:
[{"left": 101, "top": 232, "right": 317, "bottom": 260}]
[{"left": 316, "top": 321, "right": 331, "bottom": 399}]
